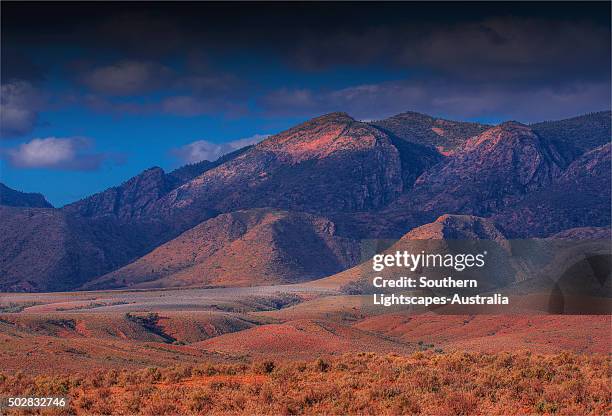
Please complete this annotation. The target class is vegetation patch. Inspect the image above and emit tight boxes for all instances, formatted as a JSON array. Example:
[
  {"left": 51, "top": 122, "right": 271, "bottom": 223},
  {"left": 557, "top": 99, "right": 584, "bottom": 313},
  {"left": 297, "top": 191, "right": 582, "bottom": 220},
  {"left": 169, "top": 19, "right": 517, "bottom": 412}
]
[
  {"left": 0, "top": 302, "right": 40, "bottom": 313},
  {"left": 0, "top": 351, "right": 608, "bottom": 415}
]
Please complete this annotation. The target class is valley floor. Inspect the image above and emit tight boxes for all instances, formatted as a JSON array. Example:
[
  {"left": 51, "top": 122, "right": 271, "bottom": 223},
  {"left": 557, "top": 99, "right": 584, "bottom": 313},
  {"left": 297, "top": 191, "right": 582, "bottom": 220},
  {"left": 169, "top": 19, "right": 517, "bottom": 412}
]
[{"left": 0, "top": 285, "right": 610, "bottom": 414}]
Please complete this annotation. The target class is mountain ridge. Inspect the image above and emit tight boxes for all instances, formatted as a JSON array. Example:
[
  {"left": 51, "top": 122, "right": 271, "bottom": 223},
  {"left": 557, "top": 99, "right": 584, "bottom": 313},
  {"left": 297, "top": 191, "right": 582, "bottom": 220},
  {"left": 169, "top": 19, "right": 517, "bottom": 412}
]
[
  {"left": 1, "top": 110, "right": 610, "bottom": 292},
  {"left": 0, "top": 183, "right": 53, "bottom": 208}
]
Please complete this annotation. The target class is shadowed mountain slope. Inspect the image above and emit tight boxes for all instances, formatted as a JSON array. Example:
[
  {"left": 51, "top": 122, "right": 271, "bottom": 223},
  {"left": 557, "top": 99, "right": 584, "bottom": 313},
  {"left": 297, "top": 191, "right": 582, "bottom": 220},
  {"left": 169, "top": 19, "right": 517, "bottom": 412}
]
[
  {"left": 388, "top": 122, "right": 566, "bottom": 218},
  {"left": 82, "top": 209, "right": 361, "bottom": 290},
  {"left": 0, "top": 206, "right": 157, "bottom": 291},
  {"left": 63, "top": 146, "right": 251, "bottom": 221},
  {"left": 63, "top": 167, "right": 178, "bottom": 220},
  {"left": 530, "top": 111, "right": 611, "bottom": 162},
  {"left": 0, "top": 183, "right": 52, "bottom": 208},
  {"left": 494, "top": 143, "right": 611, "bottom": 238}
]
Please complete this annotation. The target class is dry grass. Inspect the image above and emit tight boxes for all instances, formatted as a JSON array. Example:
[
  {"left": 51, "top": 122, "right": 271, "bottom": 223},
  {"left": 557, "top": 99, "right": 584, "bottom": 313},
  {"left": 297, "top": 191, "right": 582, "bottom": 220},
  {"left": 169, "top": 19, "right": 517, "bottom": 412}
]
[{"left": 0, "top": 351, "right": 609, "bottom": 415}]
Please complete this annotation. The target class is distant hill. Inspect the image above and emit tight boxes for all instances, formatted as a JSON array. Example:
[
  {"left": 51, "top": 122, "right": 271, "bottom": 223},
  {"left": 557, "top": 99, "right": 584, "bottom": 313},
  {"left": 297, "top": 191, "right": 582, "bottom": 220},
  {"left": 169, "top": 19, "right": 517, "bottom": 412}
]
[{"left": 0, "top": 183, "right": 52, "bottom": 208}]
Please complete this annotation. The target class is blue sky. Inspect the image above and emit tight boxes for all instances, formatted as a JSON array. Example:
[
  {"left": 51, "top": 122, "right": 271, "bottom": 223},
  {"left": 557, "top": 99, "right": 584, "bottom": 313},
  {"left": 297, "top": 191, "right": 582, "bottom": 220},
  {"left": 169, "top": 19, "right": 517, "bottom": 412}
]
[{"left": 1, "top": 2, "right": 610, "bottom": 206}]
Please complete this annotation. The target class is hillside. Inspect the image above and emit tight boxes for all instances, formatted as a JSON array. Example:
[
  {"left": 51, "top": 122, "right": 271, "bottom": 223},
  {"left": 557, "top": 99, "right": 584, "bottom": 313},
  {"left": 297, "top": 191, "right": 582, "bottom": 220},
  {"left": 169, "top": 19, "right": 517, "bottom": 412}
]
[
  {"left": 150, "top": 113, "right": 440, "bottom": 219},
  {"left": 494, "top": 143, "right": 611, "bottom": 237},
  {"left": 371, "top": 111, "right": 490, "bottom": 154},
  {"left": 0, "top": 183, "right": 52, "bottom": 208},
  {"left": 531, "top": 110, "right": 611, "bottom": 162},
  {"left": 82, "top": 209, "right": 360, "bottom": 290},
  {"left": 0, "top": 206, "right": 184, "bottom": 292}
]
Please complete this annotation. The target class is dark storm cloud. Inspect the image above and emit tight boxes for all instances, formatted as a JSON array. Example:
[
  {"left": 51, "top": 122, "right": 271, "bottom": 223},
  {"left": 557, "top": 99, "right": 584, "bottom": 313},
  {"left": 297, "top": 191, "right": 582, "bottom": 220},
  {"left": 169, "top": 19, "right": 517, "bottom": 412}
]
[
  {"left": 0, "top": 48, "right": 45, "bottom": 84},
  {"left": 289, "top": 17, "right": 610, "bottom": 84},
  {"left": 261, "top": 79, "right": 610, "bottom": 123},
  {"left": 0, "top": 80, "right": 45, "bottom": 138},
  {"left": 1, "top": 1, "right": 609, "bottom": 126},
  {"left": 80, "top": 60, "right": 173, "bottom": 96}
]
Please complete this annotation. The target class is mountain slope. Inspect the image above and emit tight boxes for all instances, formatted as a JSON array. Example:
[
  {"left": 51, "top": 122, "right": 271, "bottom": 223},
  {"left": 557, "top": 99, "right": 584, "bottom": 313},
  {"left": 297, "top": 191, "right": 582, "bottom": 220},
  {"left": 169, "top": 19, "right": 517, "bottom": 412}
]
[
  {"left": 151, "top": 113, "right": 439, "bottom": 218},
  {"left": 82, "top": 208, "right": 361, "bottom": 290},
  {"left": 371, "top": 111, "right": 491, "bottom": 154},
  {"left": 63, "top": 167, "right": 178, "bottom": 220},
  {"left": 309, "top": 214, "right": 509, "bottom": 291},
  {"left": 530, "top": 111, "right": 611, "bottom": 162},
  {"left": 389, "top": 122, "right": 566, "bottom": 218},
  {"left": 0, "top": 183, "right": 52, "bottom": 208},
  {"left": 0, "top": 207, "right": 141, "bottom": 291},
  {"left": 494, "top": 143, "right": 611, "bottom": 237}
]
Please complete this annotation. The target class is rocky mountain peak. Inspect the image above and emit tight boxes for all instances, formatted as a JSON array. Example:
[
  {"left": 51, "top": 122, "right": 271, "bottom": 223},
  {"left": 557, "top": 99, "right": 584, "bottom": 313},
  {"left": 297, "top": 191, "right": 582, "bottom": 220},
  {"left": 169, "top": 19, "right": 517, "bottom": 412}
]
[
  {"left": 464, "top": 122, "right": 535, "bottom": 150},
  {"left": 63, "top": 165, "right": 174, "bottom": 219},
  {"left": 257, "top": 112, "right": 382, "bottom": 163}
]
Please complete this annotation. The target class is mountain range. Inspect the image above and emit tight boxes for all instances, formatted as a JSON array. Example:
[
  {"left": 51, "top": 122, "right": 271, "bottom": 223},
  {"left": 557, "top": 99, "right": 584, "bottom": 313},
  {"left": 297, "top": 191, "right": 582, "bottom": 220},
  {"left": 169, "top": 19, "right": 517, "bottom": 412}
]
[{"left": 1, "top": 110, "right": 610, "bottom": 292}]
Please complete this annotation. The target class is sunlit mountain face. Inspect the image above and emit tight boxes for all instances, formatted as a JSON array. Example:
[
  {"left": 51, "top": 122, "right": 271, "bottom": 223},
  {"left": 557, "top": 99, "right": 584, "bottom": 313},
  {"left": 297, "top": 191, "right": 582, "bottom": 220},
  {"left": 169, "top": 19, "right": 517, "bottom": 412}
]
[{"left": 1, "top": 2, "right": 610, "bottom": 206}]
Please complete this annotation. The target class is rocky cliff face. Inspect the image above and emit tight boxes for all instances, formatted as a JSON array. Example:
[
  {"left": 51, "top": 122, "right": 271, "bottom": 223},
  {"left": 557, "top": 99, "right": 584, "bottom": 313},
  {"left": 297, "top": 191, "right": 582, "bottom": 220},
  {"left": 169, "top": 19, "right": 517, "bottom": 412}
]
[
  {"left": 402, "top": 122, "right": 566, "bottom": 216},
  {"left": 0, "top": 183, "right": 52, "bottom": 208}
]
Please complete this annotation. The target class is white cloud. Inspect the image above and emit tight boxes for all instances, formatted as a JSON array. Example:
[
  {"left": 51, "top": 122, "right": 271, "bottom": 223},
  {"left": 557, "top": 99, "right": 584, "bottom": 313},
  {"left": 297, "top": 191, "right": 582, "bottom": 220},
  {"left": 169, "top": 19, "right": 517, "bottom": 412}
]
[
  {"left": 4, "top": 137, "right": 108, "bottom": 170},
  {"left": 0, "top": 81, "right": 43, "bottom": 138},
  {"left": 173, "top": 134, "right": 269, "bottom": 163}
]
